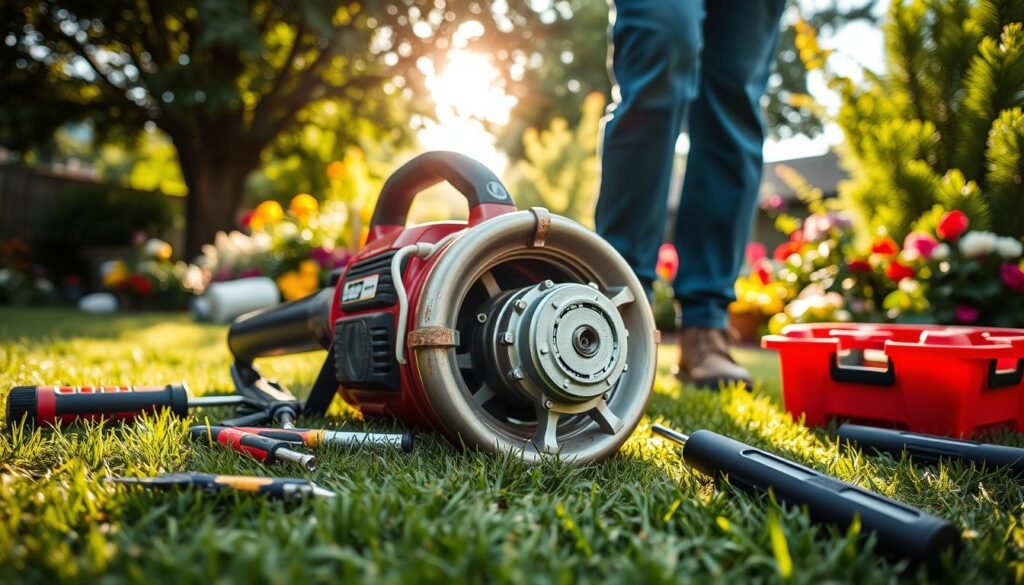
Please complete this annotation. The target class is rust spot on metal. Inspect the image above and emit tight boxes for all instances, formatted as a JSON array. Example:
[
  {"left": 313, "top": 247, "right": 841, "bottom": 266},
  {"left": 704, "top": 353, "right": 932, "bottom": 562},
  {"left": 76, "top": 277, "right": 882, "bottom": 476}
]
[
  {"left": 528, "top": 207, "right": 551, "bottom": 248},
  {"left": 654, "top": 330, "right": 662, "bottom": 345},
  {"left": 408, "top": 326, "right": 460, "bottom": 349}
]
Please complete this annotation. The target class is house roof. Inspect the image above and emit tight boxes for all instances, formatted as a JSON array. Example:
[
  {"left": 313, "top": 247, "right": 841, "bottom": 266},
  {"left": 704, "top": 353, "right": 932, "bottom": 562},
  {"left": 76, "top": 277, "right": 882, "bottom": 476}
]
[{"left": 760, "top": 152, "right": 845, "bottom": 201}]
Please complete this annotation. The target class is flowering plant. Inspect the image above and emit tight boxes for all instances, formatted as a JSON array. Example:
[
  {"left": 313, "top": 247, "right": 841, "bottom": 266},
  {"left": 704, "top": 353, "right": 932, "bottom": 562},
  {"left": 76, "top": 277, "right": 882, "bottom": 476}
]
[
  {"left": 760, "top": 206, "right": 1024, "bottom": 332},
  {"left": 104, "top": 235, "right": 190, "bottom": 310},
  {"left": 0, "top": 238, "right": 57, "bottom": 305},
  {"left": 189, "top": 193, "right": 353, "bottom": 301}
]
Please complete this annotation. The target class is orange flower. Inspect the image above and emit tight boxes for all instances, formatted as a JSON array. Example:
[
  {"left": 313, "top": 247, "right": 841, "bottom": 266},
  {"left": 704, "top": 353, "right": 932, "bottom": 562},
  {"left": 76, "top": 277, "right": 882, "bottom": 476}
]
[
  {"left": 250, "top": 200, "right": 284, "bottom": 231},
  {"left": 289, "top": 194, "right": 318, "bottom": 222},
  {"left": 326, "top": 161, "right": 349, "bottom": 181}
]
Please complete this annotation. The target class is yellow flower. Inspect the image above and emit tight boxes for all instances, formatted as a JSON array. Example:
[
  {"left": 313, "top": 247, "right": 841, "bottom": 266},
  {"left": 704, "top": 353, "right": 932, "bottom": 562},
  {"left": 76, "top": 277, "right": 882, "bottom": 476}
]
[
  {"left": 251, "top": 200, "right": 285, "bottom": 231},
  {"left": 103, "top": 261, "right": 128, "bottom": 288},
  {"left": 289, "top": 194, "right": 318, "bottom": 223},
  {"left": 276, "top": 262, "right": 321, "bottom": 301}
]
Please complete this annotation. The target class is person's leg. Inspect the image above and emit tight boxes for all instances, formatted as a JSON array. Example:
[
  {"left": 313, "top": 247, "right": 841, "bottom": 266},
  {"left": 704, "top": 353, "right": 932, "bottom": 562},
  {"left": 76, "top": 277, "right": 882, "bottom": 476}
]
[
  {"left": 673, "top": 0, "right": 786, "bottom": 328},
  {"left": 596, "top": 0, "right": 704, "bottom": 295}
]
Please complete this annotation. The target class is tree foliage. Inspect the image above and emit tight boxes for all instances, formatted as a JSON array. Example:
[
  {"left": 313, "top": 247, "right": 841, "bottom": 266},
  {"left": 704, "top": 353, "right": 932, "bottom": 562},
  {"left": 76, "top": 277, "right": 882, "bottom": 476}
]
[
  {"left": 0, "top": 0, "right": 564, "bottom": 256},
  {"left": 506, "top": 92, "right": 604, "bottom": 227},
  {"left": 821, "top": 0, "right": 1024, "bottom": 239}
]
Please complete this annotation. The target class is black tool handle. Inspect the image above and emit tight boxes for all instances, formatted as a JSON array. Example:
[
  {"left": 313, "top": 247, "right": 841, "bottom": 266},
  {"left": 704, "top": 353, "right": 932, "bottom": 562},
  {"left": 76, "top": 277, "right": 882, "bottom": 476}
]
[
  {"left": 683, "top": 430, "right": 959, "bottom": 566},
  {"left": 839, "top": 424, "right": 1024, "bottom": 475},
  {"left": 6, "top": 383, "right": 191, "bottom": 427}
]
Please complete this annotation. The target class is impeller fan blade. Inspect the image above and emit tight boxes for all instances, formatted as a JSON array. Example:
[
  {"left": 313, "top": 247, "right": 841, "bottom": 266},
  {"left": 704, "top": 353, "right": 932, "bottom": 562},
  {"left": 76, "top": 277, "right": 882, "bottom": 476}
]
[
  {"left": 608, "top": 286, "right": 636, "bottom": 308},
  {"left": 474, "top": 384, "right": 497, "bottom": 406},
  {"left": 479, "top": 271, "right": 501, "bottom": 298},
  {"left": 590, "top": 401, "right": 624, "bottom": 435},
  {"left": 456, "top": 352, "right": 473, "bottom": 369},
  {"left": 532, "top": 407, "right": 561, "bottom": 454}
]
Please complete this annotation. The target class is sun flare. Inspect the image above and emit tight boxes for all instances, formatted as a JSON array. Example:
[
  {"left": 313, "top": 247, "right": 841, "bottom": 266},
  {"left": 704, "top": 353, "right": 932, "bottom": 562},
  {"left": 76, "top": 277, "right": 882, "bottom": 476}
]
[{"left": 418, "top": 50, "right": 517, "bottom": 173}]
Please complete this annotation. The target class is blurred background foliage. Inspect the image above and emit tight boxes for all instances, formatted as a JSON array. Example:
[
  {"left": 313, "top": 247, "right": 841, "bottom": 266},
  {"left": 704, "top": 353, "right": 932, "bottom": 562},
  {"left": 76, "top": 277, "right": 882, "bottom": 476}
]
[{"left": 0, "top": 0, "right": 883, "bottom": 259}]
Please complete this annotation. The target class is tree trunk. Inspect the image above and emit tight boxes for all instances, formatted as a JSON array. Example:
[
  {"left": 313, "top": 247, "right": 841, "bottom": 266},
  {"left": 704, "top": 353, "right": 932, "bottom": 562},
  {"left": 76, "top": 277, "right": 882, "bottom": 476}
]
[{"left": 176, "top": 142, "right": 260, "bottom": 259}]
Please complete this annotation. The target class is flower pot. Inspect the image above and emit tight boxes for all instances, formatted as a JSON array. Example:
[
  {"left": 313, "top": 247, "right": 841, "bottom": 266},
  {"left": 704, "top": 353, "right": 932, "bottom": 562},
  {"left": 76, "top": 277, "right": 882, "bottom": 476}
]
[{"left": 729, "top": 310, "right": 766, "bottom": 344}]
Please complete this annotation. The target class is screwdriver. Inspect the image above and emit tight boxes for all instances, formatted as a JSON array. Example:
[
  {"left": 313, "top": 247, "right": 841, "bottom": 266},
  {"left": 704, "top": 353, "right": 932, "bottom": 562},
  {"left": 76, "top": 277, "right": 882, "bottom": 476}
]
[
  {"left": 6, "top": 383, "right": 245, "bottom": 427},
  {"left": 111, "top": 472, "right": 335, "bottom": 499},
  {"left": 651, "top": 424, "right": 960, "bottom": 567},
  {"left": 838, "top": 424, "right": 1024, "bottom": 476},
  {"left": 233, "top": 427, "right": 414, "bottom": 453},
  {"left": 190, "top": 425, "right": 316, "bottom": 471}
]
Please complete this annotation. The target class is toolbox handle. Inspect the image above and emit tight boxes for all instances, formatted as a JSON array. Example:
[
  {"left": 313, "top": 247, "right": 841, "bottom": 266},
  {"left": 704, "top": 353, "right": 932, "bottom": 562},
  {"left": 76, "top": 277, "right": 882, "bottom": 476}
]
[
  {"left": 368, "top": 151, "right": 516, "bottom": 241},
  {"left": 988, "top": 358, "right": 1024, "bottom": 389},
  {"left": 829, "top": 353, "right": 896, "bottom": 386}
]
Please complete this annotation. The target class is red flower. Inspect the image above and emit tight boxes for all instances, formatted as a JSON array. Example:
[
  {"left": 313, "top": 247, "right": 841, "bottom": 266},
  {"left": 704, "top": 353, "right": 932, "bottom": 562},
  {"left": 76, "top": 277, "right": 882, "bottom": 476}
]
[
  {"left": 885, "top": 262, "right": 915, "bottom": 282},
  {"left": 903, "top": 232, "right": 939, "bottom": 260},
  {"left": 954, "top": 304, "right": 980, "bottom": 324},
  {"left": 1000, "top": 263, "right": 1024, "bottom": 293},
  {"left": 847, "top": 259, "right": 872, "bottom": 273},
  {"left": 871, "top": 237, "right": 899, "bottom": 256},
  {"left": 754, "top": 260, "right": 773, "bottom": 285},
  {"left": 128, "top": 273, "right": 152, "bottom": 296},
  {"left": 656, "top": 243, "right": 679, "bottom": 281},
  {"left": 936, "top": 210, "right": 969, "bottom": 241},
  {"left": 239, "top": 210, "right": 256, "bottom": 229}
]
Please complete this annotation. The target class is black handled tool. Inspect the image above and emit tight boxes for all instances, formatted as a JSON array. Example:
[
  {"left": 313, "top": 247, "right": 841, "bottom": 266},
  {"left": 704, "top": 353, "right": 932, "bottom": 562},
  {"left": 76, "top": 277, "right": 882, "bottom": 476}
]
[
  {"left": 838, "top": 424, "right": 1024, "bottom": 476},
  {"left": 189, "top": 425, "right": 317, "bottom": 471},
  {"left": 5, "top": 383, "right": 247, "bottom": 427},
  {"left": 111, "top": 472, "right": 335, "bottom": 499},
  {"left": 651, "top": 424, "right": 959, "bottom": 567},
  {"left": 234, "top": 427, "right": 414, "bottom": 452}
]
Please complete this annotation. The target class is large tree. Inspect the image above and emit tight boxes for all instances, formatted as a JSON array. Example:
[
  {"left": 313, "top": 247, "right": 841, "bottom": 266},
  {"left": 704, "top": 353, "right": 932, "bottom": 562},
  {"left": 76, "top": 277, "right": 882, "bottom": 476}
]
[{"left": 0, "top": 0, "right": 557, "bottom": 256}]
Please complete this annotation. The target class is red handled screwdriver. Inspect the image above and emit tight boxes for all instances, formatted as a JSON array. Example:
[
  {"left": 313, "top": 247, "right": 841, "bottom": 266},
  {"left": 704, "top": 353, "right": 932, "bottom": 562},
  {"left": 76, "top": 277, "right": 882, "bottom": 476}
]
[
  {"left": 111, "top": 472, "right": 335, "bottom": 499},
  {"left": 190, "top": 425, "right": 317, "bottom": 471},
  {"left": 6, "top": 383, "right": 245, "bottom": 427},
  {"left": 233, "top": 427, "right": 414, "bottom": 453}
]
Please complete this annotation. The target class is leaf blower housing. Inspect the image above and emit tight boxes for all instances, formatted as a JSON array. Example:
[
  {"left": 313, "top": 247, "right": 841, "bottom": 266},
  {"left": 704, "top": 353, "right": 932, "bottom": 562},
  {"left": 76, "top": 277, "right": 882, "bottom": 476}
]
[{"left": 227, "top": 152, "right": 656, "bottom": 463}]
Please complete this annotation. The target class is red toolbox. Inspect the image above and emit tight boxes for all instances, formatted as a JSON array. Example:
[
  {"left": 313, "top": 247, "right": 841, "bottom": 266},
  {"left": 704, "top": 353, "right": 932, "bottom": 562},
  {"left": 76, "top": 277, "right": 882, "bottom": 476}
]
[{"left": 762, "top": 324, "right": 1024, "bottom": 437}]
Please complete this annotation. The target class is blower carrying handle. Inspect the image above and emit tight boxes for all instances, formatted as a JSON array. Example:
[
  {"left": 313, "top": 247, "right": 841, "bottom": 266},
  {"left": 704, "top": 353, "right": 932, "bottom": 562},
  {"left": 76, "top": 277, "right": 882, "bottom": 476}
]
[{"left": 368, "top": 151, "right": 515, "bottom": 240}]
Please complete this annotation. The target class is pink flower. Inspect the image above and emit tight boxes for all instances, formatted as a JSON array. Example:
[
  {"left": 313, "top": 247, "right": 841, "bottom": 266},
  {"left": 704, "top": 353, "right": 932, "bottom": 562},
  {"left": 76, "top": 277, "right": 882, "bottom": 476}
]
[
  {"left": 761, "top": 194, "right": 786, "bottom": 212},
  {"left": 745, "top": 242, "right": 767, "bottom": 266},
  {"left": 937, "top": 210, "right": 969, "bottom": 241},
  {"left": 802, "top": 213, "right": 833, "bottom": 242},
  {"left": 903, "top": 232, "right": 940, "bottom": 261},
  {"left": 240, "top": 267, "right": 262, "bottom": 278},
  {"left": 657, "top": 244, "right": 679, "bottom": 281},
  {"left": 1000, "top": 263, "right": 1024, "bottom": 293},
  {"left": 954, "top": 304, "right": 980, "bottom": 324},
  {"left": 310, "top": 246, "right": 333, "bottom": 268}
]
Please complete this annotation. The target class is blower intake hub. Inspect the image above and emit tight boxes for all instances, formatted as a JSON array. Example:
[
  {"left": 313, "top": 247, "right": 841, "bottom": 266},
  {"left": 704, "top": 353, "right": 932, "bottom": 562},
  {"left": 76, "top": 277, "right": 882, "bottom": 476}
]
[{"left": 480, "top": 281, "right": 627, "bottom": 405}]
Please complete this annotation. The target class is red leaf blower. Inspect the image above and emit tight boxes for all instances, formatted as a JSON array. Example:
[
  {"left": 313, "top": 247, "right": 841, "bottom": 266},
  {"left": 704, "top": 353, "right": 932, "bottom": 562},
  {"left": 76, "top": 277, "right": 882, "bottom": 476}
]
[{"left": 227, "top": 151, "right": 657, "bottom": 462}]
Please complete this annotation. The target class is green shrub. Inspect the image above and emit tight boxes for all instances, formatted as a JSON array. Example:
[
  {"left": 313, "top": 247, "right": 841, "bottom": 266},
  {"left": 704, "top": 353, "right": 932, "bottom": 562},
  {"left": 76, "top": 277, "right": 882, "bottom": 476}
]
[{"left": 45, "top": 186, "right": 175, "bottom": 247}]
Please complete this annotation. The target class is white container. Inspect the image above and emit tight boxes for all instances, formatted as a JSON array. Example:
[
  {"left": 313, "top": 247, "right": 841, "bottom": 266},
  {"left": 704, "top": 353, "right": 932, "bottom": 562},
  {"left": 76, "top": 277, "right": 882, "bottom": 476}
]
[
  {"left": 203, "top": 277, "right": 281, "bottom": 324},
  {"left": 78, "top": 292, "right": 118, "bottom": 313}
]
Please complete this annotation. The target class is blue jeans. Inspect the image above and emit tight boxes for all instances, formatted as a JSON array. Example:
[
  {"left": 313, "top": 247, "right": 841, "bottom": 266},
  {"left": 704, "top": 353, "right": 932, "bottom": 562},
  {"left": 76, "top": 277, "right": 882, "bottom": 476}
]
[{"left": 595, "top": 0, "right": 786, "bottom": 328}]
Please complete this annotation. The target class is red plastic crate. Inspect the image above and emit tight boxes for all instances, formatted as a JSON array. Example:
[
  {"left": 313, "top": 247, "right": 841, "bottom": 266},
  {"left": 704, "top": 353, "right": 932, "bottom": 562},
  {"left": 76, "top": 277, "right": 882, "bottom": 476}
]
[{"left": 762, "top": 323, "right": 1024, "bottom": 437}]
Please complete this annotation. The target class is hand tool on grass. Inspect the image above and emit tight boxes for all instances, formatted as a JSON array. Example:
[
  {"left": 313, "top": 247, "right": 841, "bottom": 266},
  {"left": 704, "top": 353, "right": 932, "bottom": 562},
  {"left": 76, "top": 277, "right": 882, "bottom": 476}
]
[
  {"left": 190, "top": 425, "right": 317, "bottom": 471},
  {"left": 838, "top": 423, "right": 1024, "bottom": 476},
  {"left": 6, "top": 380, "right": 300, "bottom": 429},
  {"left": 233, "top": 426, "right": 414, "bottom": 453},
  {"left": 111, "top": 471, "right": 335, "bottom": 499},
  {"left": 651, "top": 424, "right": 959, "bottom": 567}
]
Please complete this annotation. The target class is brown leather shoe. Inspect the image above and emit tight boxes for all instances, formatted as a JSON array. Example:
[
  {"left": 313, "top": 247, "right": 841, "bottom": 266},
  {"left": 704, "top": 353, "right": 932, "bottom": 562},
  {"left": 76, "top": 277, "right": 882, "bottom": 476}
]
[{"left": 677, "top": 327, "right": 752, "bottom": 389}]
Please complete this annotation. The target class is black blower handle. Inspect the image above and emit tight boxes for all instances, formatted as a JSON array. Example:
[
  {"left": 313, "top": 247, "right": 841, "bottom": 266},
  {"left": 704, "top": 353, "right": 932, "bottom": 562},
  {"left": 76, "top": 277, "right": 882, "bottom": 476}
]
[
  {"left": 368, "top": 151, "right": 516, "bottom": 237},
  {"left": 227, "top": 287, "right": 334, "bottom": 366},
  {"left": 655, "top": 426, "right": 960, "bottom": 567},
  {"left": 838, "top": 423, "right": 1024, "bottom": 476}
]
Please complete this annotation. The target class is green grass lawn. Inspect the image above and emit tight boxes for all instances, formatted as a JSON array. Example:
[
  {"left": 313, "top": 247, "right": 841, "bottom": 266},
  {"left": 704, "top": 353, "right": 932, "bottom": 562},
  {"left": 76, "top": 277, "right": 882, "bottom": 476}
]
[{"left": 1, "top": 308, "right": 1022, "bottom": 583}]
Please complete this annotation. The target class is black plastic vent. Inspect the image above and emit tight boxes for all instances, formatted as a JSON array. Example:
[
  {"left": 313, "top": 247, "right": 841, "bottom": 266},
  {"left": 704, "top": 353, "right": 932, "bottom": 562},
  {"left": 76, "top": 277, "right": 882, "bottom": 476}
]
[
  {"left": 338, "top": 250, "right": 406, "bottom": 312},
  {"left": 334, "top": 313, "right": 400, "bottom": 391}
]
